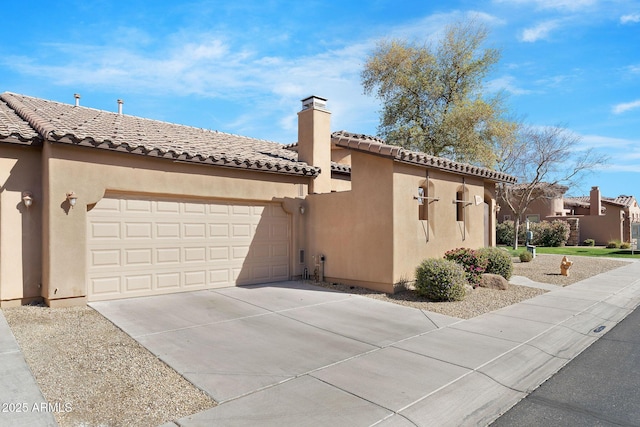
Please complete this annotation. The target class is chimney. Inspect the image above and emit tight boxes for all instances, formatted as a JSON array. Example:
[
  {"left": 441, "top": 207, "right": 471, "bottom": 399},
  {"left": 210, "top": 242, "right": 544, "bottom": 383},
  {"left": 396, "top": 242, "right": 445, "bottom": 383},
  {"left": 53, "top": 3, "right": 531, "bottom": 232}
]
[
  {"left": 297, "top": 96, "right": 331, "bottom": 194},
  {"left": 74, "top": 93, "right": 81, "bottom": 107},
  {"left": 590, "top": 186, "right": 602, "bottom": 216},
  {"left": 117, "top": 99, "right": 124, "bottom": 115}
]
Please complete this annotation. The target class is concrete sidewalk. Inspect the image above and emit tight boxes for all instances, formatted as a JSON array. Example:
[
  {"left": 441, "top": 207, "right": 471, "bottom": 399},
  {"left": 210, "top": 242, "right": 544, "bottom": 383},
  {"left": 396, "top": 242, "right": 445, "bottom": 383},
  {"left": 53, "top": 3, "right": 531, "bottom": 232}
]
[
  {"left": 0, "top": 311, "right": 58, "bottom": 426},
  {"left": 87, "top": 261, "right": 640, "bottom": 427}
]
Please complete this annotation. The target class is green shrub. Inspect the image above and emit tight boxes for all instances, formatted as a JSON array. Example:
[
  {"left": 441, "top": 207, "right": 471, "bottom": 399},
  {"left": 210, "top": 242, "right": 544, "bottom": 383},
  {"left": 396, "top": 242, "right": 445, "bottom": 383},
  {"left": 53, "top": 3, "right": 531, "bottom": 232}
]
[
  {"left": 496, "top": 221, "right": 515, "bottom": 245},
  {"left": 537, "top": 220, "right": 571, "bottom": 247},
  {"left": 444, "top": 248, "right": 488, "bottom": 288},
  {"left": 497, "top": 220, "right": 570, "bottom": 247},
  {"left": 519, "top": 250, "right": 533, "bottom": 262},
  {"left": 583, "top": 238, "right": 595, "bottom": 246},
  {"left": 606, "top": 241, "right": 620, "bottom": 249},
  {"left": 477, "top": 247, "right": 513, "bottom": 280},
  {"left": 620, "top": 242, "right": 631, "bottom": 249},
  {"left": 415, "top": 258, "right": 467, "bottom": 302}
]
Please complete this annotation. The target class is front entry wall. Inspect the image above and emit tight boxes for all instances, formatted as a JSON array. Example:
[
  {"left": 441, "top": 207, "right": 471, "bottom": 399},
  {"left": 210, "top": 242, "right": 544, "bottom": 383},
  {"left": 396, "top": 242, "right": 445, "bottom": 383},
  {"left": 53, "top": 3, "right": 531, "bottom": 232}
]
[{"left": 87, "top": 195, "right": 290, "bottom": 301}]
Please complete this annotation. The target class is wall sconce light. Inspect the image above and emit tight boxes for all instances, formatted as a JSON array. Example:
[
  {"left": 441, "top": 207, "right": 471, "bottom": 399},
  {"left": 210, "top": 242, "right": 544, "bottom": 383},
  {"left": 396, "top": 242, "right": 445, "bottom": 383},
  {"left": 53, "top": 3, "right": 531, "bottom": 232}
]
[
  {"left": 66, "top": 191, "right": 78, "bottom": 208},
  {"left": 299, "top": 206, "right": 306, "bottom": 215},
  {"left": 22, "top": 191, "right": 33, "bottom": 208}
]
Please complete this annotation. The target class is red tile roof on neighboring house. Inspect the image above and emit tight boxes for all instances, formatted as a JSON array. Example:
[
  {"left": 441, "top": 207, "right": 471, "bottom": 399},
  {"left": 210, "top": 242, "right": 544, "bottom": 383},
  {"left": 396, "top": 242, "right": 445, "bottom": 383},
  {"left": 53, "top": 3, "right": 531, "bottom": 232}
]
[
  {"left": 331, "top": 131, "right": 518, "bottom": 184},
  {"left": 0, "top": 92, "right": 319, "bottom": 177},
  {"left": 565, "top": 195, "right": 636, "bottom": 209}
]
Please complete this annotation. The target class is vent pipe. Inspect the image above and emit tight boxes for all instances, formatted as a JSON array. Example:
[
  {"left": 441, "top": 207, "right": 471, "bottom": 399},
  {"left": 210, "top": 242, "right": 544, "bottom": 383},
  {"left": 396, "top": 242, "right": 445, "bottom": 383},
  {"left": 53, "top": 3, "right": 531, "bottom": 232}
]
[
  {"left": 74, "top": 93, "right": 81, "bottom": 107},
  {"left": 117, "top": 99, "right": 123, "bottom": 115}
]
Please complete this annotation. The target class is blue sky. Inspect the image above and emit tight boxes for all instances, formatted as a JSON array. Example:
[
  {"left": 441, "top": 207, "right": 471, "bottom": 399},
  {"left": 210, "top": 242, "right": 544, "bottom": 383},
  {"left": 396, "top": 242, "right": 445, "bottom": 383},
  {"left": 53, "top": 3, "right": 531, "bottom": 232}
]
[{"left": 2, "top": 0, "right": 639, "bottom": 198}]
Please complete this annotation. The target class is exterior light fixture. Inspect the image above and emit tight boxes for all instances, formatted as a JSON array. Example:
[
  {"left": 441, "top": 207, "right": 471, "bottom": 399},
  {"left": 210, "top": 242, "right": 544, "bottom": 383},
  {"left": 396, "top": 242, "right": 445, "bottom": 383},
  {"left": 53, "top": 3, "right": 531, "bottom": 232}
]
[
  {"left": 22, "top": 191, "right": 33, "bottom": 208},
  {"left": 66, "top": 191, "right": 78, "bottom": 208},
  {"left": 299, "top": 206, "right": 306, "bottom": 215}
]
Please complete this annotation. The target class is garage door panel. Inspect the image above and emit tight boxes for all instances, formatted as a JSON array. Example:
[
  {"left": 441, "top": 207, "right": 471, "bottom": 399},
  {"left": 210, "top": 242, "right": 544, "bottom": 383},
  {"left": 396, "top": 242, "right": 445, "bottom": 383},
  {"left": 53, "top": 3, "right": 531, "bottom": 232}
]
[
  {"left": 272, "top": 243, "right": 288, "bottom": 258},
  {"left": 185, "top": 270, "right": 207, "bottom": 287},
  {"left": 209, "top": 269, "right": 231, "bottom": 285},
  {"left": 157, "top": 247, "right": 181, "bottom": 264},
  {"left": 184, "top": 223, "right": 206, "bottom": 238},
  {"left": 90, "top": 222, "right": 120, "bottom": 239},
  {"left": 232, "top": 205, "right": 251, "bottom": 215},
  {"left": 125, "top": 199, "right": 152, "bottom": 213},
  {"left": 184, "top": 247, "right": 206, "bottom": 262},
  {"left": 157, "top": 200, "right": 180, "bottom": 213},
  {"left": 210, "top": 224, "right": 229, "bottom": 238},
  {"left": 125, "top": 249, "right": 152, "bottom": 266},
  {"left": 91, "top": 249, "right": 121, "bottom": 267},
  {"left": 125, "top": 222, "right": 152, "bottom": 239},
  {"left": 272, "top": 264, "right": 289, "bottom": 279},
  {"left": 209, "top": 247, "right": 230, "bottom": 261},
  {"left": 157, "top": 223, "right": 180, "bottom": 238},
  {"left": 157, "top": 273, "right": 181, "bottom": 289},
  {"left": 92, "top": 197, "right": 121, "bottom": 212},
  {"left": 87, "top": 197, "right": 290, "bottom": 301},
  {"left": 184, "top": 202, "right": 206, "bottom": 215},
  {"left": 232, "top": 224, "right": 251, "bottom": 238},
  {"left": 90, "top": 276, "right": 121, "bottom": 296},
  {"left": 126, "top": 275, "right": 153, "bottom": 292}
]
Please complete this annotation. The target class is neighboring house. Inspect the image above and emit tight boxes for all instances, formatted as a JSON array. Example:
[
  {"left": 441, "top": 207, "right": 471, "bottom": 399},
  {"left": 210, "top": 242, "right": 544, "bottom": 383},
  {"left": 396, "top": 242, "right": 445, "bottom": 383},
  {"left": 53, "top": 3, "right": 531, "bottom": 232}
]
[
  {"left": 497, "top": 182, "right": 569, "bottom": 223},
  {"left": 499, "top": 183, "right": 640, "bottom": 245},
  {"left": 563, "top": 189, "right": 640, "bottom": 244},
  {"left": 0, "top": 92, "right": 515, "bottom": 307}
]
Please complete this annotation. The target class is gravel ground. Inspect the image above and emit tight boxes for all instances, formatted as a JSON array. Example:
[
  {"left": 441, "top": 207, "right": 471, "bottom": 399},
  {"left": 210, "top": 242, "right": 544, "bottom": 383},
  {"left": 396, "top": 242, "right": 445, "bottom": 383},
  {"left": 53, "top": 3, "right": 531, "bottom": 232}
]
[
  {"left": 3, "top": 306, "right": 215, "bottom": 427},
  {"left": 3, "top": 254, "right": 631, "bottom": 426},
  {"left": 512, "top": 253, "right": 630, "bottom": 286},
  {"left": 316, "top": 254, "right": 631, "bottom": 319}
]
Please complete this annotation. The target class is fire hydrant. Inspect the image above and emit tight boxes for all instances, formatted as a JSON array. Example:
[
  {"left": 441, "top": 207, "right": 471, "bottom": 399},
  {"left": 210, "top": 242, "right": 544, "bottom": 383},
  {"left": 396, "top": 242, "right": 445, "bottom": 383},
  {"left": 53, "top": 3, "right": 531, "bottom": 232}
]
[{"left": 560, "top": 256, "right": 573, "bottom": 277}]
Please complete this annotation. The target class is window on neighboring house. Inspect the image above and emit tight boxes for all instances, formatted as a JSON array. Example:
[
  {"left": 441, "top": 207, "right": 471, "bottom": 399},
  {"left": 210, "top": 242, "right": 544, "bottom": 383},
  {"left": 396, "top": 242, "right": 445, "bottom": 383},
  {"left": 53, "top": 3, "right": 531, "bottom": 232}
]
[{"left": 526, "top": 214, "right": 540, "bottom": 223}]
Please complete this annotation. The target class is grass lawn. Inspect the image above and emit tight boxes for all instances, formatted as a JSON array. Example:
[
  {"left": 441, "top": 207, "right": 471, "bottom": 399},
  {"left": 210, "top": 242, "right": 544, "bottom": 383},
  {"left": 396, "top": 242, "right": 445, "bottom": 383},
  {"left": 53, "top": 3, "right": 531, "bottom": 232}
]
[{"left": 500, "top": 245, "right": 640, "bottom": 259}]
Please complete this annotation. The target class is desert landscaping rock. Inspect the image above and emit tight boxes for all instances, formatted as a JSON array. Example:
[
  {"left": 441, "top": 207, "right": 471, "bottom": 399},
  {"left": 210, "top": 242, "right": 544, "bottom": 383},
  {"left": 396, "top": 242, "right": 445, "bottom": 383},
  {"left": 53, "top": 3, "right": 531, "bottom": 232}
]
[{"left": 479, "top": 273, "right": 510, "bottom": 290}]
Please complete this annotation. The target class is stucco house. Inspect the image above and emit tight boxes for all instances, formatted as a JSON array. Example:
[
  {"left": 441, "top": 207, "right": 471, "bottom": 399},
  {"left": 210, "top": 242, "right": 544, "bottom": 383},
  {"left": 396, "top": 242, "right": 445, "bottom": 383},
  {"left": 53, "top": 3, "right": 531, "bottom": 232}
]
[
  {"left": 498, "top": 184, "right": 640, "bottom": 245},
  {"left": 0, "top": 92, "right": 515, "bottom": 307}
]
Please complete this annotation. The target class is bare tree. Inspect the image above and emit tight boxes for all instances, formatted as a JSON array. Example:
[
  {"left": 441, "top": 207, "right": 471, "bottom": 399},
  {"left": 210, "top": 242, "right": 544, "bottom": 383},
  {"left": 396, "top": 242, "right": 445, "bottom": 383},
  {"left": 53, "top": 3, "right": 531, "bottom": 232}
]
[{"left": 496, "top": 125, "right": 608, "bottom": 249}]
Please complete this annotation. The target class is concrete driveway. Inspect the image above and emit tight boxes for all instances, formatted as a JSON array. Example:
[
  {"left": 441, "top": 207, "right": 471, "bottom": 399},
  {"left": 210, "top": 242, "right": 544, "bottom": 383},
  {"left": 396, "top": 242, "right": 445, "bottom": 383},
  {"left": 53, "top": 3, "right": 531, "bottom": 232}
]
[{"left": 90, "top": 270, "right": 640, "bottom": 427}]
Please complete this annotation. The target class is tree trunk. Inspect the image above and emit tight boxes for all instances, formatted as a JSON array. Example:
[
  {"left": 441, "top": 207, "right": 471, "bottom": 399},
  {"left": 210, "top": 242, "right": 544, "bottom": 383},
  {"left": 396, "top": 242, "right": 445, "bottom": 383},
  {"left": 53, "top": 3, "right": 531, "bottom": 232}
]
[{"left": 513, "top": 217, "right": 521, "bottom": 250}]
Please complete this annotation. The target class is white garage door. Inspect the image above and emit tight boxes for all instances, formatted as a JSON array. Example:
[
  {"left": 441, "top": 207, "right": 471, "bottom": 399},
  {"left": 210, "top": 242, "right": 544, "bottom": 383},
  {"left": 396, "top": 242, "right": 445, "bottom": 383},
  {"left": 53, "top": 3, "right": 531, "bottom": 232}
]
[{"left": 86, "top": 195, "right": 290, "bottom": 301}]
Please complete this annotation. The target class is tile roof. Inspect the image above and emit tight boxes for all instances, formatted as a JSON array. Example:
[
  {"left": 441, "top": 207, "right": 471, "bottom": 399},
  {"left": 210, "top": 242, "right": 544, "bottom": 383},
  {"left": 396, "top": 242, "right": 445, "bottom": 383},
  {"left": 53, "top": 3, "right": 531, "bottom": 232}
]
[
  {"left": 0, "top": 98, "right": 41, "bottom": 145},
  {"left": 565, "top": 195, "right": 637, "bottom": 208},
  {"left": 0, "top": 92, "right": 319, "bottom": 177},
  {"left": 331, "top": 131, "right": 518, "bottom": 184}
]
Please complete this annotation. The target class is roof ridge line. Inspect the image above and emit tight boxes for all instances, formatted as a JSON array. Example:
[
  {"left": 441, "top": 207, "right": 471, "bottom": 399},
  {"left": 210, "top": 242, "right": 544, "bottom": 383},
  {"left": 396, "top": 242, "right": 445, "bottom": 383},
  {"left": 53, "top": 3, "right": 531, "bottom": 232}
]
[{"left": 0, "top": 92, "right": 56, "bottom": 140}]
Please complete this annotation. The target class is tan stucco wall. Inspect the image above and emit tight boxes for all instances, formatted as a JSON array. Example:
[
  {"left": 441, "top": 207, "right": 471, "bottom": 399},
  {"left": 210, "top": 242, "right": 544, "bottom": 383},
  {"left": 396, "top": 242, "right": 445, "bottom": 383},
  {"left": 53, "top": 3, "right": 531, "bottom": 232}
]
[
  {"left": 392, "top": 165, "right": 488, "bottom": 284},
  {"left": 305, "top": 151, "right": 395, "bottom": 291},
  {"left": 0, "top": 144, "right": 42, "bottom": 306},
  {"left": 304, "top": 150, "right": 496, "bottom": 292},
  {"left": 578, "top": 210, "right": 624, "bottom": 245},
  {"left": 42, "top": 143, "right": 309, "bottom": 306}
]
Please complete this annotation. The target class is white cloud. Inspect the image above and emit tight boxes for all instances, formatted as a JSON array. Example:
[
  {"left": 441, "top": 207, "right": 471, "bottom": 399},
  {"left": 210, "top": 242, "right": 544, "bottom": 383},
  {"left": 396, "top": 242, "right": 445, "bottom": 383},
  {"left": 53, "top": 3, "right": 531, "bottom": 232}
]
[
  {"left": 579, "top": 134, "right": 638, "bottom": 149},
  {"left": 486, "top": 75, "right": 533, "bottom": 95},
  {"left": 613, "top": 100, "right": 640, "bottom": 114},
  {"left": 621, "top": 14, "right": 640, "bottom": 24},
  {"left": 520, "top": 20, "right": 560, "bottom": 42},
  {"left": 494, "top": 0, "right": 597, "bottom": 12}
]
